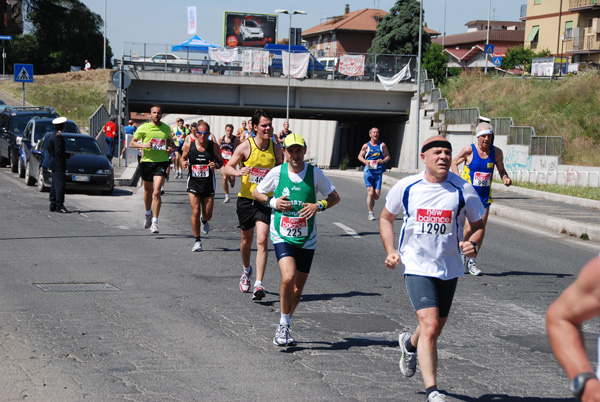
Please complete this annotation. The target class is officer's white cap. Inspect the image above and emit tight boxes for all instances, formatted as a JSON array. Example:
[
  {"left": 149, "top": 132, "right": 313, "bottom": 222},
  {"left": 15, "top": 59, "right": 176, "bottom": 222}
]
[{"left": 52, "top": 117, "right": 67, "bottom": 125}]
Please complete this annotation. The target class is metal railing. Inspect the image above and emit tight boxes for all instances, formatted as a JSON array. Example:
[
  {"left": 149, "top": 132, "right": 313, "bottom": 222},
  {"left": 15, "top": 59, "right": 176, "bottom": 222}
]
[
  {"left": 506, "top": 170, "right": 600, "bottom": 187},
  {"left": 438, "top": 98, "right": 448, "bottom": 112},
  {"left": 509, "top": 126, "right": 536, "bottom": 145},
  {"left": 569, "top": 0, "right": 599, "bottom": 9},
  {"left": 430, "top": 88, "right": 442, "bottom": 112},
  {"left": 443, "top": 107, "right": 480, "bottom": 125},
  {"left": 89, "top": 104, "right": 109, "bottom": 138},
  {"left": 118, "top": 41, "right": 417, "bottom": 82},
  {"left": 490, "top": 117, "right": 514, "bottom": 137},
  {"left": 531, "top": 136, "right": 563, "bottom": 156}
]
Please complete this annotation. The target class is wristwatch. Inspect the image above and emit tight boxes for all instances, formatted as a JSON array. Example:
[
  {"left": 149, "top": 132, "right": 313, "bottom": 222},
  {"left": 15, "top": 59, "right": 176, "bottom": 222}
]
[{"left": 570, "top": 372, "right": 597, "bottom": 400}]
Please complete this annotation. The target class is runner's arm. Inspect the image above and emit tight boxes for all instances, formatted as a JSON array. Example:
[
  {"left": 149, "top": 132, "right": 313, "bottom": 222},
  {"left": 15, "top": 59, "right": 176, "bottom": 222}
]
[
  {"left": 222, "top": 141, "right": 250, "bottom": 177},
  {"left": 357, "top": 143, "right": 368, "bottom": 165},
  {"left": 495, "top": 148, "right": 512, "bottom": 186},
  {"left": 211, "top": 142, "right": 224, "bottom": 170},
  {"left": 450, "top": 146, "right": 472, "bottom": 175},
  {"left": 379, "top": 142, "right": 391, "bottom": 165},
  {"left": 380, "top": 207, "right": 400, "bottom": 269},
  {"left": 547, "top": 257, "right": 600, "bottom": 402},
  {"left": 460, "top": 219, "right": 484, "bottom": 257},
  {"left": 299, "top": 189, "right": 340, "bottom": 219},
  {"left": 180, "top": 140, "right": 191, "bottom": 169},
  {"left": 129, "top": 137, "right": 150, "bottom": 149}
]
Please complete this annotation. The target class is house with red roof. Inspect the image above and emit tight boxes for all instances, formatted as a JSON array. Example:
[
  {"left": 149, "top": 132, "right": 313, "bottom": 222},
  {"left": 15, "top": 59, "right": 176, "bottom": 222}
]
[
  {"left": 433, "top": 20, "right": 524, "bottom": 69},
  {"left": 302, "top": 4, "right": 439, "bottom": 57}
]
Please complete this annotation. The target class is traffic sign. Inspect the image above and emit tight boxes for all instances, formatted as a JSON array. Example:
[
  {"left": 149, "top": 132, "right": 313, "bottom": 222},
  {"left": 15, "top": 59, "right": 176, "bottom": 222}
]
[
  {"left": 14, "top": 63, "right": 33, "bottom": 83},
  {"left": 111, "top": 70, "right": 131, "bottom": 89},
  {"left": 0, "top": 35, "right": 12, "bottom": 41},
  {"left": 485, "top": 44, "right": 495, "bottom": 54},
  {"left": 493, "top": 56, "right": 503, "bottom": 66}
]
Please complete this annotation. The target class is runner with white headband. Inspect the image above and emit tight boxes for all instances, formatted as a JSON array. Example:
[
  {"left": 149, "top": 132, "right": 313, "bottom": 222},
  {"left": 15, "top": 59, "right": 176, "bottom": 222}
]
[{"left": 450, "top": 122, "right": 512, "bottom": 276}]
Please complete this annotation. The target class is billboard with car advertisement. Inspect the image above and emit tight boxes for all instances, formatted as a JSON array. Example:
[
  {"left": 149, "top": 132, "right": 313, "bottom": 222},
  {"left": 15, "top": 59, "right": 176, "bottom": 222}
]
[{"left": 224, "top": 12, "right": 277, "bottom": 48}]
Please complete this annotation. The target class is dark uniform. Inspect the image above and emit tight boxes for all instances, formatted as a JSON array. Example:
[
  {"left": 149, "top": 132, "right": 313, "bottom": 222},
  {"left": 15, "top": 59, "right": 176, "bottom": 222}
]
[
  {"left": 187, "top": 139, "right": 217, "bottom": 198},
  {"left": 47, "top": 131, "right": 69, "bottom": 212}
]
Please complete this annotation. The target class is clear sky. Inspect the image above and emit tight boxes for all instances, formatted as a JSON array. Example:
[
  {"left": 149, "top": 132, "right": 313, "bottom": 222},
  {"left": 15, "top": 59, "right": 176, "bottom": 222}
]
[{"left": 79, "top": 0, "right": 526, "bottom": 59}]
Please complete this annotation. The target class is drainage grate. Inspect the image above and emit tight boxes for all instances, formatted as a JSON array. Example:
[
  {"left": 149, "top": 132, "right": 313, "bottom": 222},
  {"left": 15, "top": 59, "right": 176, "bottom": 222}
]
[{"left": 33, "top": 282, "right": 121, "bottom": 292}]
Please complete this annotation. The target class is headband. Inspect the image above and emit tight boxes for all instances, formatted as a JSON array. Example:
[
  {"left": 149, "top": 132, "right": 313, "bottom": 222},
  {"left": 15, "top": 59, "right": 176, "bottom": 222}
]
[
  {"left": 476, "top": 129, "right": 493, "bottom": 137},
  {"left": 421, "top": 140, "right": 452, "bottom": 153}
]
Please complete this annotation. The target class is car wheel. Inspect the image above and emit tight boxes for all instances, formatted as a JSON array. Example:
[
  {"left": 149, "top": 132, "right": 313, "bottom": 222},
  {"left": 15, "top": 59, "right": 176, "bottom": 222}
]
[
  {"left": 17, "top": 158, "right": 25, "bottom": 178},
  {"left": 37, "top": 167, "right": 49, "bottom": 192},
  {"left": 136, "top": 65, "right": 143, "bottom": 72},
  {"left": 173, "top": 67, "right": 181, "bottom": 73},
  {"left": 25, "top": 161, "right": 35, "bottom": 186},
  {"left": 10, "top": 150, "right": 18, "bottom": 173},
  {"left": 0, "top": 154, "right": 7, "bottom": 167}
]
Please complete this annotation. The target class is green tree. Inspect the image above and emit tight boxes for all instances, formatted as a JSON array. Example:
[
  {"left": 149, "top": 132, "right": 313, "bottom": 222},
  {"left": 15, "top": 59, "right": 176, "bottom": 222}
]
[
  {"left": 369, "top": 0, "right": 430, "bottom": 55},
  {"left": 422, "top": 43, "right": 447, "bottom": 85},
  {"left": 7, "top": 0, "right": 111, "bottom": 74},
  {"left": 501, "top": 45, "right": 552, "bottom": 73}
]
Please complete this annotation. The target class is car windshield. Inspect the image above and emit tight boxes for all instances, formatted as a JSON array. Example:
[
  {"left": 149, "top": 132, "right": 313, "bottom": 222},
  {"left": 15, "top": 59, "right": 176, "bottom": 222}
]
[
  {"left": 64, "top": 136, "right": 102, "bottom": 155},
  {"left": 245, "top": 20, "right": 259, "bottom": 28},
  {"left": 12, "top": 114, "right": 54, "bottom": 135},
  {"left": 34, "top": 121, "right": 80, "bottom": 142}
]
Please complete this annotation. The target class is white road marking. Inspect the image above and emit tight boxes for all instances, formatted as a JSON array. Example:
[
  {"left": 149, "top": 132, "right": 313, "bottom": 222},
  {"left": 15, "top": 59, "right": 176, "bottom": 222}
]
[{"left": 333, "top": 222, "right": 362, "bottom": 238}]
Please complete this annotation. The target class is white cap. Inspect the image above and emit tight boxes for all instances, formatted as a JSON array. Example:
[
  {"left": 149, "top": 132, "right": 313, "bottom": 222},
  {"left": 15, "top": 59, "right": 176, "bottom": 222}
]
[
  {"left": 52, "top": 116, "right": 67, "bottom": 125},
  {"left": 478, "top": 115, "right": 491, "bottom": 123}
]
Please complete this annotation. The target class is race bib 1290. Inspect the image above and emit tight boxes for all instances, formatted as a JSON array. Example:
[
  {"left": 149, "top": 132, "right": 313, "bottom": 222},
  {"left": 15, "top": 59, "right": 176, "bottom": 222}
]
[{"left": 415, "top": 208, "right": 453, "bottom": 236}]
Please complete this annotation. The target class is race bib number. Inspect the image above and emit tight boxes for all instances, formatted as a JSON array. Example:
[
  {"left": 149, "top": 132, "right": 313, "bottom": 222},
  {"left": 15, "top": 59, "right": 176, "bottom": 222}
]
[
  {"left": 415, "top": 208, "right": 453, "bottom": 236},
  {"left": 366, "top": 160, "right": 378, "bottom": 170},
  {"left": 150, "top": 138, "right": 166, "bottom": 151},
  {"left": 191, "top": 164, "right": 209, "bottom": 178},
  {"left": 221, "top": 150, "right": 233, "bottom": 160},
  {"left": 280, "top": 215, "right": 308, "bottom": 238},
  {"left": 473, "top": 172, "right": 492, "bottom": 187},
  {"left": 249, "top": 167, "right": 270, "bottom": 184}
]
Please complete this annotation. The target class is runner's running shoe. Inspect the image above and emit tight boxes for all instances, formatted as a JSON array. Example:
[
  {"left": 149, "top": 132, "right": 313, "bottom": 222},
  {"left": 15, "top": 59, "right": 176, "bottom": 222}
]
[
  {"left": 252, "top": 285, "right": 265, "bottom": 301},
  {"left": 273, "top": 324, "right": 296, "bottom": 347},
  {"left": 368, "top": 211, "right": 375, "bottom": 220},
  {"left": 399, "top": 332, "right": 417, "bottom": 377},
  {"left": 192, "top": 239, "right": 202, "bottom": 252},
  {"left": 144, "top": 214, "right": 152, "bottom": 229},
  {"left": 150, "top": 222, "right": 159, "bottom": 234},
  {"left": 223, "top": 194, "right": 230, "bottom": 203},
  {"left": 467, "top": 259, "right": 482, "bottom": 276},
  {"left": 427, "top": 391, "right": 447, "bottom": 402},
  {"left": 239, "top": 266, "right": 252, "bottom": 293},
  {"left": 201, "top": 221, "right": 210, "bottom": 235}
]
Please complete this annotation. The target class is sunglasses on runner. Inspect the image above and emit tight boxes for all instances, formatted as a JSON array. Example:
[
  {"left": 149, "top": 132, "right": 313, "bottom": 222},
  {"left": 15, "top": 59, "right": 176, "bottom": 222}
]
[{"left": 198, "top": 131, "right": 210, "bottom": 135}]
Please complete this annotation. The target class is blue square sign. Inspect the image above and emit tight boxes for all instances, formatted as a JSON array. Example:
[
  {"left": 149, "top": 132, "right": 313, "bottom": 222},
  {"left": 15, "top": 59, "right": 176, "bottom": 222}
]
[
  {"left": 14, "top": 64, "right": 33, "bottom": 83},
  {"left": 485, "top": 44, "right": 495, "bottom": 54},
  {"left": 493, "top": 56, "right": 503, "bottom": 66}
]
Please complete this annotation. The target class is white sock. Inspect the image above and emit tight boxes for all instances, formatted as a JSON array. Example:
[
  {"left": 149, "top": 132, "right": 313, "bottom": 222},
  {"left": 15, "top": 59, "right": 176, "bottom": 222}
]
[
  {"left": 145, "top": 210, "right": 152, "bottom": 216},
  {"left": 151, "top": 217, "right": 158, "bottom": 224},
  {"left": 469, "top": 258, "right": 476, "bottom": 263},
  {"left": 254, "top": 280, "right": 262, "bottom": 288},
  {"left": 243, "top": 266, "right": 252, "bottom": 275},
  {"left": 280, "top": 313, "right": 290, "bottom": 326}
]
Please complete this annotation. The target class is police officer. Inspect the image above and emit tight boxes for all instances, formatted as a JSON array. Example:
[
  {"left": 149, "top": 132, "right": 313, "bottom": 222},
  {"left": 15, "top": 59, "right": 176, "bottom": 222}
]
[{"left": 47, "top": 116, "right": 71, "bottom": 213}]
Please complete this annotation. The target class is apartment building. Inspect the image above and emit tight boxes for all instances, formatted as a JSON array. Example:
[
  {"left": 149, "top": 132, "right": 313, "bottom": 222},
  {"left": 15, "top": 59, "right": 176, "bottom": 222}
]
[{"left": 523, "top": 0, "right": 600, "bottom": 63}]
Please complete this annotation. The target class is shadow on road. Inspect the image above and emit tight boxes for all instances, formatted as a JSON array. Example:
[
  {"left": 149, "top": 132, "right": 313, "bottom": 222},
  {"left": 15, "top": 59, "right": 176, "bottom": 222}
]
[
  {"left": 483, "top": 271, "right": 573, "bottom": 278},
  {"left": 280, "top": 337, "right": 398, "bottom": 353},
  {"left": 300, "top": 290, "right": 382, "bottom": 302},
  {"left": 448, "top": 392, "right": 572, "bottom": 402}
]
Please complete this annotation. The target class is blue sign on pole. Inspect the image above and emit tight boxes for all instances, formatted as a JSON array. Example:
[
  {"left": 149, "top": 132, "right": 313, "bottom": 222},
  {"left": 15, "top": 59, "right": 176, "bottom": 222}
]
[
  {"left": 0, "top": 35, "right": 12, "bottom": 41},
  {"left": 14, "top": 63, "right": 33, "bottom": 83},
  {"left": 493, "top": 57, "right": 503, "bottom": 66},
  {"left": 485, "top": 44, "right": 495, "bottom": 54}
]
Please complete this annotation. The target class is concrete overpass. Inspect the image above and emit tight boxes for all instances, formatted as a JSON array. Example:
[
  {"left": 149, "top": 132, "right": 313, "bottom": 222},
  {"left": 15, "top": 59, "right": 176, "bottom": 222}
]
[{"left": 119, "top": 71, "right": 423, "bottom": 169}]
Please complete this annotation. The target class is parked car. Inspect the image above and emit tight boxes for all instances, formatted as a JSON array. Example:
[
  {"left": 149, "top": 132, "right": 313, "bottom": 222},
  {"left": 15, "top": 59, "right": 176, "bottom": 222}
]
[
  {"left": 0, "top": 106, "right": 58, "bottom": 173},
  {"left": 27, "top": 133, "right": 114, "bottom": 195},
  {"left": 132, "top": 53, "right": 189, "bottom": 73},
  {"left": 18, "top": 117, "right": 81, "bottom": 181},
  {"left": 264, "top": 44, "right": 329, "bottom": 78},
  {"left": 318, "top": 57, "right": 339, "bottom": 73},
  {"left": 240, "top": 19, "right": 264, "bottom": 41}
]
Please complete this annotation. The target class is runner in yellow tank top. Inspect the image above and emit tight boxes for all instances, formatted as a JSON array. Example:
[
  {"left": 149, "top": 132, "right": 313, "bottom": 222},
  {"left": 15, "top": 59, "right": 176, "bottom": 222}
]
[{"left": 223, "top": 109, "right": 283, "bottom": 301}]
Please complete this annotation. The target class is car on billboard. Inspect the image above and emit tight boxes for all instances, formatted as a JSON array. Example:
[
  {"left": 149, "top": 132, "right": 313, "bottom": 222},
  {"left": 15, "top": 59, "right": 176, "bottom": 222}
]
[{"left": 240, "top": 19, "right": 264, "bottom": 41}]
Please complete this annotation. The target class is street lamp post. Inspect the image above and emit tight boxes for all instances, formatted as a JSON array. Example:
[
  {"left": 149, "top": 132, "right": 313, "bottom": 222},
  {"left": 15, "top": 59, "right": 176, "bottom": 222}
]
[
  {"left": 104, "top": 0, "right": 107, "bottom": 69},
  {"left": 275, "top": 9, "right": 306, "bottom": 123}
]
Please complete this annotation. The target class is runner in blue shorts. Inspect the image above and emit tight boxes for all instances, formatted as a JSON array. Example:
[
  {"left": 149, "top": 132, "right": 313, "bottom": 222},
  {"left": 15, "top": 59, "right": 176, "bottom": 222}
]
[{"left": 358, "top": 127, "right": 390, "bottom": 221}]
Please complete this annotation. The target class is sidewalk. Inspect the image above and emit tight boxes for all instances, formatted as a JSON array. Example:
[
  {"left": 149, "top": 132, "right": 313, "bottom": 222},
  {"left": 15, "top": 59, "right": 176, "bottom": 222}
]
[{"left": 326, "top": 168, "right": 600, "bottom": 245}]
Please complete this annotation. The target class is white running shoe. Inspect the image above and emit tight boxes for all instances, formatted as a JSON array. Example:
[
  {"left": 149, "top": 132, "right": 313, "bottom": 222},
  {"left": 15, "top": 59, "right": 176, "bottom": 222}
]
[
  {"left": 273, "top": 324, "right": 296, "bottom": 347},
  {"left": 252, "top": 285, "right": 265, "bottom": 301},
  {"left": 150, "top": 222, "right": 159, "bottom": 234},
  {"left": 144, "top": 214, "right": 152, "bottom": 229},
  {"left": 428, "top": 391, "right": 447, "bottom": 402},
  {"left": 467, "top": 259, "right": 483, "bottom": 276},
  {"left": 223, "top": 194, "right": 230, "bottom": 203},
  {"left": 192, "top": 239, "right": 202, "bottom": 252},
  {"left": 201, "top": 221, "right": 210, "bottom": 235},
  {"left": 399, "top": 332, "right": 417, "bottom": 377},
  {"left": 239, "top": 266, "right": 252, "bottom": 293},
  {"left": 368, "top": 211, "right": 375, "bottom": 220}
]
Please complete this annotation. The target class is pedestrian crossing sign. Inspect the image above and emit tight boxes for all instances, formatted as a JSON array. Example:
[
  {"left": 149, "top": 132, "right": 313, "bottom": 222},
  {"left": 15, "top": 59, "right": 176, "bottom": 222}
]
[{"left": 14, "top": 64, "right": 33, "bottom": 83}]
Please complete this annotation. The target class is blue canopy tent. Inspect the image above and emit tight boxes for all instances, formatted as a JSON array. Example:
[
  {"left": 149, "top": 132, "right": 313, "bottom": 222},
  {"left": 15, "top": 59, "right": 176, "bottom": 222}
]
[{"left": 171, "top": 35, "right": 219, "bottom": 53}]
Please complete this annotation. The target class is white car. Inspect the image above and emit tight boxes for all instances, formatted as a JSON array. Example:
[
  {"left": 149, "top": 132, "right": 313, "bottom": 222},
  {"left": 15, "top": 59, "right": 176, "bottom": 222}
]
[
  {"left": 135, "top": 53, "right": 189, "bottom": 73},
  {"left": 240, "top": 20, "right": 264, "bottom": 41}
]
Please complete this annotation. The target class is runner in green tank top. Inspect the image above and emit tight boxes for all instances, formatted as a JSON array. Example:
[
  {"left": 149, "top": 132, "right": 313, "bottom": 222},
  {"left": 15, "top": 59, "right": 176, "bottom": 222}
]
[{"left": 253, "top": 134, "right": 340, "bottom": 347}]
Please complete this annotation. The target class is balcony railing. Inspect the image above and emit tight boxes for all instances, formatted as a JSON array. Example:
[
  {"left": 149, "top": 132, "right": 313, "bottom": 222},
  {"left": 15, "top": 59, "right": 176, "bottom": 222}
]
[
  {"left": 569, "top": 0, "right": 600, "bottom": 9},
  {"left": 564, "top": 28, "right": 600, "bottom": 52}
]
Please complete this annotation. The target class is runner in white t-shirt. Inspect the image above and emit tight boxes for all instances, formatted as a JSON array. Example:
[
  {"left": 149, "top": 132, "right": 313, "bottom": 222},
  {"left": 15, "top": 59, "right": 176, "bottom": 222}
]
[{"left": 379, "top": 135, "right": 486, "bottom": 402}]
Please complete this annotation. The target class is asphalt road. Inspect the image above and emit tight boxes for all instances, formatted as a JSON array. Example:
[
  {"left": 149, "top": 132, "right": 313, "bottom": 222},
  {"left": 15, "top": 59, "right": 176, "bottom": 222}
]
[{"left": 0, "top": 167, "right": 598, "bottom": 401}]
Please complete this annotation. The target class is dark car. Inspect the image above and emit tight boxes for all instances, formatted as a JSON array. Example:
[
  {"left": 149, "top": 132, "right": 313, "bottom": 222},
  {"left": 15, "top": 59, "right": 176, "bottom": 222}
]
[
  {"left": 27, "top": 133, "right": 114, "bottom": 195},
  {"left": 0, "top": 106, "right": 58, "bottom": 173},
  {"left": 18, "top": 117, "right": 81, "bottom": 180}
]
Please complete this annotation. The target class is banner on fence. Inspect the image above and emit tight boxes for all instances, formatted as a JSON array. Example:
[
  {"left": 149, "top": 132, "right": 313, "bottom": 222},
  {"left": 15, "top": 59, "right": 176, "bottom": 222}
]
[{"left": 339, "top": 54, "right": 365, "bottom": 76}]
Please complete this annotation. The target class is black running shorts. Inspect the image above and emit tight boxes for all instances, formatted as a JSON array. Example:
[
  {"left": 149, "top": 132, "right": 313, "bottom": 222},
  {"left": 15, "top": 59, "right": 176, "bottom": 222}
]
[
  {"left": 273, "top": 242, "right": 315, "bottom": 274},
  {"left": 236, "top": 196, "right": 271, "bottom": 231},
  {"left": 140, "top": 161, "right": 170, "bottom": 182},
  {"left": 404, "top": 274, "right": 458, "bottom": 318}
]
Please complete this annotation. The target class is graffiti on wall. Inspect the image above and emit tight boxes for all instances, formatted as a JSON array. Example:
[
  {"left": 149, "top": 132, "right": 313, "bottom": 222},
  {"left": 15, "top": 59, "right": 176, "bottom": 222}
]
[{"left": 504, "top": 147, "right": 532, "bottom": 172}]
